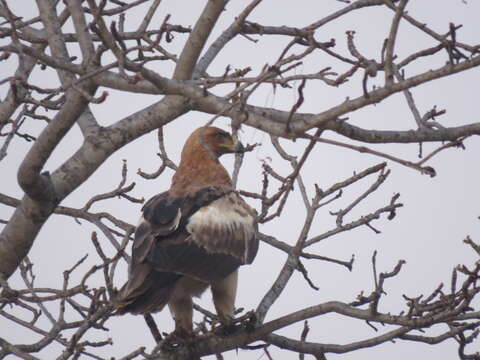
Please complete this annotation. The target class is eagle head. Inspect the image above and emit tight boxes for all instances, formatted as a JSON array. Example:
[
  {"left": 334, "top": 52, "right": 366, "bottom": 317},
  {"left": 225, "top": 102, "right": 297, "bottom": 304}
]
[{"left": 183, "top": 126, "right": 244, "bottom": 159}]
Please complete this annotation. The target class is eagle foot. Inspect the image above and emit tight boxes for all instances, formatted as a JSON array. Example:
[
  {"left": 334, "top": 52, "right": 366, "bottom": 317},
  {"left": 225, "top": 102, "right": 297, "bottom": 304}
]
[
  {"left": 160, "top": 330, "right": 195, "bottom": 352},
  {"left": 214, "top": 319, "right": 237, "bottom": 336},
  {"left": 213, "top": 311, "right": 257, "bottom": 336},
  {"left": 242, "top": 311, "right": 257, "bottom": 333},
  {"left": 231, "top": 310, "right": 257, "bottom": 333}
]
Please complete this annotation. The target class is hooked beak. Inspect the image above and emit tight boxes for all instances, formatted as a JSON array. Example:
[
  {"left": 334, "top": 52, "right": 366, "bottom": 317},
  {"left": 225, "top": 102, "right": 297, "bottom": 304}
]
[
  {"left": 233, "top": 138, "right": 245, "bottom": 153},
  {"left": 221, "top": 136, "right": 244, "bottom": 154}
]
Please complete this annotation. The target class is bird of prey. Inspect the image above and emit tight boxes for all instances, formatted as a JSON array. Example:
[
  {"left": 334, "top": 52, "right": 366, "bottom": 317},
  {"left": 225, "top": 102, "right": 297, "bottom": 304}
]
[{"left": 116, "top": 126, "right": 258, "bottom": 336}]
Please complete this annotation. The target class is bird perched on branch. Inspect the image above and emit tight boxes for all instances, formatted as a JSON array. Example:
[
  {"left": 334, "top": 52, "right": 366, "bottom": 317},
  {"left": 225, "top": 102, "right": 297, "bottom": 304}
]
[{"left": 116, "top": 126, "right": 258, "bottom": 336}]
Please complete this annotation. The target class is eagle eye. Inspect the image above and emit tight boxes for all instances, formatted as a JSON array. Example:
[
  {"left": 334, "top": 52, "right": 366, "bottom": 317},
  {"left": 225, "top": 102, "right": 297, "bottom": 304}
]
[{"left": 215, "top": 131, "right": 229, "bottom": 140}]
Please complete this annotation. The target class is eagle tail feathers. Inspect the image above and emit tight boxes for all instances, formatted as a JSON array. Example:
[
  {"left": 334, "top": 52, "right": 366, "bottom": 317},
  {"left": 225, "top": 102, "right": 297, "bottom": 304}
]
[{"left": 115, "top": 266, "right": 180, "bottom": 315}]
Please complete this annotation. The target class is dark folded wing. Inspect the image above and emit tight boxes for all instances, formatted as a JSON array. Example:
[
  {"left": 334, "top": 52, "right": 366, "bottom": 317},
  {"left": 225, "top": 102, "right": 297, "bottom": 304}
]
[
  {"left": 148, "top": 190, "right": 258, "bottom": 283},
  {"left": 116, "top": 187, "right": 228, "bottom": 313},
  {"left": 118, "top": 187, "right": 258, "bottom": 313},
  {"left": 133, "top": 186, "right": 228, "bottom": 263},
  {"left": 148, "top": 230, "right": 242, "bottom": 283}
]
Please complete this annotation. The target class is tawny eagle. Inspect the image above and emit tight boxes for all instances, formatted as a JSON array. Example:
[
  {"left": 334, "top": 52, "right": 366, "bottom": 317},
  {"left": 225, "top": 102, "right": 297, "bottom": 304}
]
[{"left": 116, "top": 126, "right": 258, "bottom": 334}]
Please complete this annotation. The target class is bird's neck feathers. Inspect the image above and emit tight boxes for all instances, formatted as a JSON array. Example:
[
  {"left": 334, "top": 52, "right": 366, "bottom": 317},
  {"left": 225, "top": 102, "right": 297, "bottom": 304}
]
[{"left": 170, "top": 143, "right": 233, "bottom": 197}]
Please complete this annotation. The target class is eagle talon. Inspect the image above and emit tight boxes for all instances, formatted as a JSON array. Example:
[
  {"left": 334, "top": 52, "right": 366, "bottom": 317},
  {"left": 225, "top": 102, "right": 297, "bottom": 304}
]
[
  {"left": 160, "top": 330, "right": 195, "bottom": 352},
  {"left": 244, "top": 311, "right": 257, "bottom": 333},
  {"left": 216, "top": 317, "right": 238, "bottom": 336},
  {"left": 212, "top": 311, "right": 257, "bottom": 336}
]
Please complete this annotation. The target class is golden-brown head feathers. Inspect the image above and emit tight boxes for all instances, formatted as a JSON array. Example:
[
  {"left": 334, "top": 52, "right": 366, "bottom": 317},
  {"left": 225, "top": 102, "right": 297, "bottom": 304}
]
[
  {"left": 181, "top": 126, "right": 243, "bottom": 159},
  {"left": 170, "top": 127, "right": 243, "bottom": 197}
]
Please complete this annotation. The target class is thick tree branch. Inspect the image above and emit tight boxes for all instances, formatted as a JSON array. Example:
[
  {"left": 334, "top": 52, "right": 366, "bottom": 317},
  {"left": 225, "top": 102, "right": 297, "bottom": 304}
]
[{"left": 172, "top": 0, "right": 226, "bottom": 80}]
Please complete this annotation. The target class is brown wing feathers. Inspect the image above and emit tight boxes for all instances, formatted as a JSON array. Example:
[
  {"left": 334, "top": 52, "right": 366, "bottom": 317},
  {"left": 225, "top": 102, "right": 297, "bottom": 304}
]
[
  {"left": 149, "top": 237, "right": 242, "bottom": 282},
  {"left": 116, "top": 187, "right": 233, "bottom": 314}
]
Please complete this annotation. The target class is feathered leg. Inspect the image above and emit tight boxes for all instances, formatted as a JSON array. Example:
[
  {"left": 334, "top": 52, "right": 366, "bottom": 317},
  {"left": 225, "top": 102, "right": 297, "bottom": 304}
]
[
  {"left": 211, "top": 270, "right": 238, "bottom": 323},
  {"left": 168, "top": 296, "right": 193, "bottom": 335}
]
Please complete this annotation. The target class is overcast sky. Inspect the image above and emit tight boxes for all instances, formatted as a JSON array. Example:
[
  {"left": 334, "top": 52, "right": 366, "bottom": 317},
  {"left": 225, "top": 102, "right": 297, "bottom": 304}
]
[{"left": 1, "top": 1, "right": 480, "bottom": 359}]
